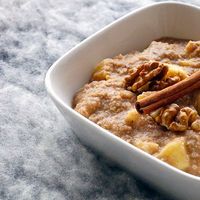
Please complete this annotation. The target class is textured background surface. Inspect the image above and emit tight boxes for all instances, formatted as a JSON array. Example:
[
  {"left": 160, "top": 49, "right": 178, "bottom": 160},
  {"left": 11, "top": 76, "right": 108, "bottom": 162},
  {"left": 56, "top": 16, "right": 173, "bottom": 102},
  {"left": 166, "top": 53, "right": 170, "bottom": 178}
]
[{"left": 0, "top": 0, "right": 199, "bottom": 199}]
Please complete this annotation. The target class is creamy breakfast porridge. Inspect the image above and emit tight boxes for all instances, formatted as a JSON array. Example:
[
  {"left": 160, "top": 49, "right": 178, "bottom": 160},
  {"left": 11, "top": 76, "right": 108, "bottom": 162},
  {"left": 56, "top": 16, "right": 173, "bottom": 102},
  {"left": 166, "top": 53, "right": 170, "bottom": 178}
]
[{"left": 73, "top": 38, "right": 200, "bottom": 176}]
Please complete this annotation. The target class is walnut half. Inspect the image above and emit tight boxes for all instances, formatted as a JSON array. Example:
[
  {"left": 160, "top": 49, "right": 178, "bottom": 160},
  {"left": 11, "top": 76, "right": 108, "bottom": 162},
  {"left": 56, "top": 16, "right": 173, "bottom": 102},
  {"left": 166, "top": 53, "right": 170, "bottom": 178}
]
[
  {"left": 150, "top": 104, "right": 200, "bottom": 132},
  {"left": 125, "top": 61, "right": 181, "bottom": 93},
  {"left": 125, "top": 61, "right": 168, "bottom": 92}
]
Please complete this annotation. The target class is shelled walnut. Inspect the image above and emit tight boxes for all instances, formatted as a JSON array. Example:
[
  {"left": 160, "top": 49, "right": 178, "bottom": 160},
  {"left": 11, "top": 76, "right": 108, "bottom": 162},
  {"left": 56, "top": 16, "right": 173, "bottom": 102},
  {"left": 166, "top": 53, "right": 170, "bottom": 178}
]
[
  {"left": 150, "top": 76, "right": 180, "bottom": 90},
  {"left": 125, "top": 61, "right": 186, "bottom": 93},
  {"left": 192, "top": 90, "right": 200, "bottom": 114},
  {"left": 150, "top": 104, "right": 200, "bottom": 132},
  {"left": 125, "top": 61, "right": 168, "bottom": 93}
]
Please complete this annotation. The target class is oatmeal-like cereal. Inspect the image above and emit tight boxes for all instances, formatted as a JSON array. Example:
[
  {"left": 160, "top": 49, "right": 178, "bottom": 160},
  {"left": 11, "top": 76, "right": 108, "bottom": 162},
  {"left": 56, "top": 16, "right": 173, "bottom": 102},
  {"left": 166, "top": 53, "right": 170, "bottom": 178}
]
[{"left": 73, "top": 38, "right": 200, "bottom": 176}]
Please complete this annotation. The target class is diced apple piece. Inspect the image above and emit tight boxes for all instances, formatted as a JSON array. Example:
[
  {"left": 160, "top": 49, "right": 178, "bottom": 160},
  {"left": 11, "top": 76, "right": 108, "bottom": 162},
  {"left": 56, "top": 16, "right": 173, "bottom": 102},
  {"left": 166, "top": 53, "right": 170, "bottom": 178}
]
[
  {"left": 92, "top": 70, "right": 110, "bottom": 81},
  {"left": 166, "top": 64, "right": 188, "bottom": 80},
  {"left": 125, "top": 109, "right": 140, "bottom": 125},
  {"left": 137, "top": 91, "right": 154, "bottom": 101},
  {"left": 134, "top": 140, "right": 159, "bottom": 154},
  {"left": 94, "top": 58, "right": 113, "bottom": 71},
  {"left": 157, "top": 138, "right": 190, "bottom": 170}
]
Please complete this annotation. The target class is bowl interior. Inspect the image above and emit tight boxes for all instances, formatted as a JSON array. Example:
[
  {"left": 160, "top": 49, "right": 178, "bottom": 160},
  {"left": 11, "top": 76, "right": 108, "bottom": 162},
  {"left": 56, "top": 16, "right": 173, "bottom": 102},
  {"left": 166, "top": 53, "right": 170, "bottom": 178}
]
[{"left": 46, "top": 2, "right": 200, "bottom": 107}]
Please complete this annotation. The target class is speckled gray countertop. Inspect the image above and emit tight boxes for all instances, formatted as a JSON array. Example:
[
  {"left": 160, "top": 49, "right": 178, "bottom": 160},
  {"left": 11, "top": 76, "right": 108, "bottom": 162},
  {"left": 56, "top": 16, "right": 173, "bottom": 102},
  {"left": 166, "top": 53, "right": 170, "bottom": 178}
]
[{"left": 0, "top": 0, "right": 199, "bottom": 199}]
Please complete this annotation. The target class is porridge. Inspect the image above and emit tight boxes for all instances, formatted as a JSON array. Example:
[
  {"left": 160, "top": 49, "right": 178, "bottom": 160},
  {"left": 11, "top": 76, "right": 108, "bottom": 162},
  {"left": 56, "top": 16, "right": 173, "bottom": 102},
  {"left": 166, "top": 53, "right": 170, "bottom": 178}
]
[{"left": 73, "top": 38, "right": 200, "bottom": 176}]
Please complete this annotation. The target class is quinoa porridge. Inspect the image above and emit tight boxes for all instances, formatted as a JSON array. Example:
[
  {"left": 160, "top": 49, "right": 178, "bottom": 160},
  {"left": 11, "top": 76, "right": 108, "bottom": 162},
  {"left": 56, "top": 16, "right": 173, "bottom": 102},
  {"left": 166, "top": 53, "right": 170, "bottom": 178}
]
[{"left": 73, "top": 38, "right": 200, "bottom": 176}]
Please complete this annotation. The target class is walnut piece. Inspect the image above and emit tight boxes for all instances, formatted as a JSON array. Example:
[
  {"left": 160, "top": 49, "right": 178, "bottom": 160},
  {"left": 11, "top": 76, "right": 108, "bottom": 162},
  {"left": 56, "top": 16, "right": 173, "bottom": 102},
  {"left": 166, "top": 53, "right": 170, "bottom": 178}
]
[
  {"left": 125, "top": 61, "right": 186, "bottom": 93},
  {"left": 150, "top": 104, "right": 200, "bottom": 132},
  {"left": 125, "top": 61, "right": 168, "bottom": 93},
  {"left": 150, "top": 76, "right": 180, "bottom": 90},
  {"left": 192, "top": 90, "right": 200, "bottom": 114},
  {"left": 152, "top": 64, "right": 188, "bottom": 90}
]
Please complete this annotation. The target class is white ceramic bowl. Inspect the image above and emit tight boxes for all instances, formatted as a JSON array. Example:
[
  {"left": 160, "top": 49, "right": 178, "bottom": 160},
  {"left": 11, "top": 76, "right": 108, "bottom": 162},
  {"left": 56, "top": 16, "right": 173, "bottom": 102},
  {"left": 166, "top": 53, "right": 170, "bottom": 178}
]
[{"left": 45, "top": 2, "right": 200, "bottom": 200}]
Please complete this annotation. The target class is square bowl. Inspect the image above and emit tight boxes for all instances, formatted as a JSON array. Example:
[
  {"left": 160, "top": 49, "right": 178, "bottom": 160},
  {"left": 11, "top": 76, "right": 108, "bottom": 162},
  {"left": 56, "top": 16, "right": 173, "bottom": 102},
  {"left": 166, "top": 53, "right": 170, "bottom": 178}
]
[{"left": 45, "top": 2, "right": 200, "bottom": 200}]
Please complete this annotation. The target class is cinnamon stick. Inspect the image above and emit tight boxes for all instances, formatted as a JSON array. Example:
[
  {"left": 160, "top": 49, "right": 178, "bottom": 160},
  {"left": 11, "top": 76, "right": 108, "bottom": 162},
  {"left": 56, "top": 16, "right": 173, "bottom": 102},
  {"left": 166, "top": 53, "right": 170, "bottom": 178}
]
[{"left": 135, "top": 70, "right": 200, "bottom": 114}]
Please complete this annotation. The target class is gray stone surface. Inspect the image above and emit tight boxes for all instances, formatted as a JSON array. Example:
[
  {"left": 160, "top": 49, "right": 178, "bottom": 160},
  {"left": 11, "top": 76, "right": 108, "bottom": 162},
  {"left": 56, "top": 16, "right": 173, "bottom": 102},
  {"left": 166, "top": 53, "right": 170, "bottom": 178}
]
[{"left": 0, "top": 0, "right": 199, "bottom": 199}]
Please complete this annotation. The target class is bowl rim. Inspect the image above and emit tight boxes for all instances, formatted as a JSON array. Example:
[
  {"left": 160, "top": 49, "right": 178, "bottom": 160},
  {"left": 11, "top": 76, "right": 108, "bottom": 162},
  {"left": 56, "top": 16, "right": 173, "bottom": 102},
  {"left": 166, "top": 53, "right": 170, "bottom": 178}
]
[{"left": 45, "top": 1, "right": 200, "bottom": 181}]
